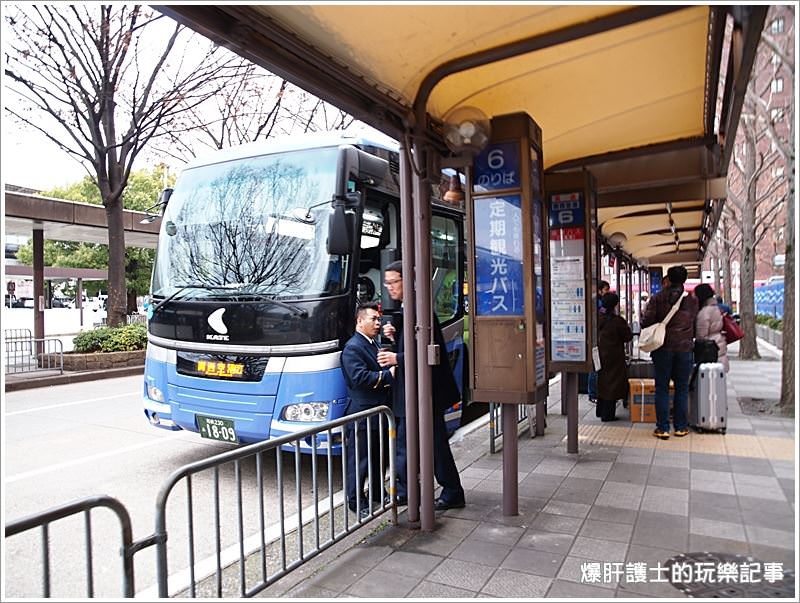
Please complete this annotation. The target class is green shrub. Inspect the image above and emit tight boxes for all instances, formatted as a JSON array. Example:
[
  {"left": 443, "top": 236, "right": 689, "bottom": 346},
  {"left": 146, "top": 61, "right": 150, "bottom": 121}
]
[
  {"left": 767, "top": 317, "right": 783, "bottom": 331},
  {"left": 100, "top": 323, "right": 148, "bottom": 352},
  {"left": 73, "top": 327, "right": 114, "bottom": 353},
  {"left": 73, "top": 324, "right": 147, "bottom": 353}
]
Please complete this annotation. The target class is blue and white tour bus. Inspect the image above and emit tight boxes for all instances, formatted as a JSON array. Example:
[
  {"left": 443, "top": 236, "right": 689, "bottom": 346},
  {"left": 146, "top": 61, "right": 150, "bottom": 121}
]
[{"left": 142, "top": 134, "right": 468, "bottom": 451}]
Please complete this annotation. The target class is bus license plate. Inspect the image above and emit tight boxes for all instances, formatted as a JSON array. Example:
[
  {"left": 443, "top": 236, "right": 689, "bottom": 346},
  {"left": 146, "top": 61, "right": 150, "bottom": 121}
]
[{"left": 197, "top": 415, "right": 239, "bottom": 444}]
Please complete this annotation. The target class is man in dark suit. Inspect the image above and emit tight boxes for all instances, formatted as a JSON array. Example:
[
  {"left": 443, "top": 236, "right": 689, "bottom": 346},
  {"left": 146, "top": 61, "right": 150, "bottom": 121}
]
[
  {"left": 341, "top": 302, "right": 395, "bottom": 518},
  {"left": 377, "top": 261, "right": 465, "bottom": 511}
]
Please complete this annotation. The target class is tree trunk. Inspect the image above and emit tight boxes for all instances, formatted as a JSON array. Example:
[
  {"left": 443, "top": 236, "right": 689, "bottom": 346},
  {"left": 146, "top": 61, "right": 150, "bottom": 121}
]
[
  {"left": 738, "top": 117, "right": 761, "bottom": 360},
  {"left": 127, "top": 290, "right": 138, "bottom": 315},
  {"left": 106, "top": 202, "right": 128, "bottom": 327},
  {"left": 721, "top": 215, "right": 733, "bottom": 309},
  {"left": 780, "top": 154, "right": 794, "bottom": 408}
]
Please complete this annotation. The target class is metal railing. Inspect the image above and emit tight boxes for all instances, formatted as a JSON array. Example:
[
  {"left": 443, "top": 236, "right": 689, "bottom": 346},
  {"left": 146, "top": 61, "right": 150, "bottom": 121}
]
[
  {"left": 5, "top": 328, "right": 33, "bottom": 341},
  {"left": 488, "top": 402, "right": 535, "bottom": 453},
  {"left": 4, "top": 406, "right": 396, "bottom": 598},
  {"left": 4, "top": 495, "right": 136, "bottom": 598},
  {"left": 4, "top": 336, "right": 64, "bottom": 374}
]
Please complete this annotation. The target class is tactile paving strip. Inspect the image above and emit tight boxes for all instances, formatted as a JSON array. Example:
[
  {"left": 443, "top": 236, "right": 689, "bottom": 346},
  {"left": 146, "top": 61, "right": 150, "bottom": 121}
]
[{"left": 577, "top": 425, "right": 795, "bottom": 460}]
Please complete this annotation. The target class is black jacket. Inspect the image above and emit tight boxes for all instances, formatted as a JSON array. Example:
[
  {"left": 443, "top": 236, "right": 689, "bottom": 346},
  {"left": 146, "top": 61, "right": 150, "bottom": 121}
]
[
  {"left": 341, "top": 332, "right": 394, "bottom": 414},
  {"left": 392, "top": 313, "right": 460, "bottom": 417},
  {"left": 640, "top": 285, "right": 698, "bottom": 353}
]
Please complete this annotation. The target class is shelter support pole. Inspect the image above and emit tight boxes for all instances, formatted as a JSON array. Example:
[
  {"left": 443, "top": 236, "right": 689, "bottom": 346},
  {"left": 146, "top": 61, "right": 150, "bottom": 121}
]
[
  {"left": 400, "top": 143, "right": 420, "bottom": 524},
  {"left": 33, "top": 229, "right": 44, "bottom": 345},
  {"left": 412, "top": 139, "right": 435, "bottom": 531},
  {"left": 501, "top": 404, "right": 519, "bottom": 515},
  {"left": 561, "top": 373, "right": 568, "bottom": 415},
  {"left": 566, "top": 372, "right": 579, "bottom": 454},
  {"left": 77, "top": 279, "right": 84, "bottom": 326}
]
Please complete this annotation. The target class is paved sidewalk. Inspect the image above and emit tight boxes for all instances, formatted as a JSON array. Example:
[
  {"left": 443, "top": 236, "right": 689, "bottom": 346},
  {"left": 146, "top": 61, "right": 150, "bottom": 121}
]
[{"left": 264, "top": 340, "right": 796, "bottom": 599}]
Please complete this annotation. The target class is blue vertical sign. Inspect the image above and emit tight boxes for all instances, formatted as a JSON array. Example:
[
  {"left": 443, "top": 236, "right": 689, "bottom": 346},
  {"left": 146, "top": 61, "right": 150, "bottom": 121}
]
[
  {"left": 473, "top": 141, "right": 521, "bottom": 192},
  {"left": 650, "top": 267, "right": 663, "bottom": 296},
  {"left": 474, "top": 195, "right": 524, "bottom": 316}
]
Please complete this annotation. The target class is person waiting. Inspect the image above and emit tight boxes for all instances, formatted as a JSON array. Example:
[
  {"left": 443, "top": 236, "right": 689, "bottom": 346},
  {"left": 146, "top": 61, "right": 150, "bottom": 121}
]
[
  {"left": 595, "top": 292, "right": 632, "bottom": 422},
  {"left": 695, "top": 284, "right": 729, "bottom": 373},
  {"left": 587, "top": 279, "right": 611, "bottom": 403}
]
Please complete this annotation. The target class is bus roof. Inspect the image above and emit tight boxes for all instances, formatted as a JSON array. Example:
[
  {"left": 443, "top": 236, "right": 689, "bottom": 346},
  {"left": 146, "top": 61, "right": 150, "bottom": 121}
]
[{"left": 183, "top": 132, "right": 400, "bottom": 171}]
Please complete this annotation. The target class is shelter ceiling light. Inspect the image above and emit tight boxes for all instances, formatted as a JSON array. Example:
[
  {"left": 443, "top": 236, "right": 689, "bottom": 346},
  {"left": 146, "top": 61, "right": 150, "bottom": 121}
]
[{"left": 442, "top": 106, "right": 491, "bottom": 155}]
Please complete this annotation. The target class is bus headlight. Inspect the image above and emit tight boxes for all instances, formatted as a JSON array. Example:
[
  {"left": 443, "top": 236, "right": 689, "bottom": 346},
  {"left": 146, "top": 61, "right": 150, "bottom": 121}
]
[
  {"left": 282, "top": 402, "right": 329, "bottom": 422},
  {"left": 147, "top": 385, "right": 165, "bottom": 403}
]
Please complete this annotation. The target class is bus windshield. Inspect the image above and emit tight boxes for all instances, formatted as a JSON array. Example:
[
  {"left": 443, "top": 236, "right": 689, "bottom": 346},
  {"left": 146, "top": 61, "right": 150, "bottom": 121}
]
[{"left": 151, "top": 147, "right": 349, "bottom": 300}]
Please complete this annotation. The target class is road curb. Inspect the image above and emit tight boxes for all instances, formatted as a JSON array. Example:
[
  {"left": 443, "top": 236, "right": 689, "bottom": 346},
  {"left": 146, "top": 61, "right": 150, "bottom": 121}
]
[{"left": 4, "top": 365, "right": 144, "bottom": 392}]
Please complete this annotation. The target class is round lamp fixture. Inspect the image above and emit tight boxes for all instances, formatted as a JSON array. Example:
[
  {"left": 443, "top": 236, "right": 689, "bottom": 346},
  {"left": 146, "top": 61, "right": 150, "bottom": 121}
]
[
  {"left": 442, "top": 106, "right": 491, "bottom": 154},
  {"left": 608, "top": 231, "right": 628, "bottom": 249}
]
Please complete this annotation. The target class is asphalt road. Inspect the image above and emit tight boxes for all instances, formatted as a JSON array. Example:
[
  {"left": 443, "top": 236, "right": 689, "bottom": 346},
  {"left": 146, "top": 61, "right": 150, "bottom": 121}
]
[{"left": 4, "top": 375, "right": 342, "bottom": 598}]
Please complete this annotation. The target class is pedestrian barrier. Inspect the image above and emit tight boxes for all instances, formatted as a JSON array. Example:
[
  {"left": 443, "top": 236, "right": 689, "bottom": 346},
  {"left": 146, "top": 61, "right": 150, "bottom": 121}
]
[
  {"left": 4, "top": 495, "right": 136, "bottom": 598},
  {"left": 3, "top": 335, "right": 64, "bottom": 375},
  {"left": 4, "top": 406, "right": 396, "bottom": 598},
  {"left": 4, "top": 328, "right": 33, "bottom": 341},
  {"left": 488, "top": 402, "right": 534, "bottom": 453}
]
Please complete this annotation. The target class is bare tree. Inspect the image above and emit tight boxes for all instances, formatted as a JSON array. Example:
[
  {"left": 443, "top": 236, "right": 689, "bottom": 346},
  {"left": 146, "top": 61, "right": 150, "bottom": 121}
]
[
  {"left": 151, "top": 68, "right": 356, "bottom": 164},
  {"left": 726, "top": 20, "right": 790, "bottom": 360},
  {"left": 749, "top": 10, "right": 794, "bottom": 408},
  {"left": 4, "top": 5, "right": 249, "bottom": 325}
]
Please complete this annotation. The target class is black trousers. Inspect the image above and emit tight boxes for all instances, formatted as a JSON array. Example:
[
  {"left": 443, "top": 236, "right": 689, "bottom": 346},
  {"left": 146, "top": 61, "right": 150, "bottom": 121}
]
[
  {"left": 596, "top": 398, "right": 617, "bottom": 421},
  {"left": 345, "top": 415, "right": 386, "bottom": 509}
]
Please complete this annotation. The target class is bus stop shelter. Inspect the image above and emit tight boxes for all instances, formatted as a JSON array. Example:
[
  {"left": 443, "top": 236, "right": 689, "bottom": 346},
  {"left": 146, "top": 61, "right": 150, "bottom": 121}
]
[{"left": 158, "top": 4, "right": 767, "bottom": 530}]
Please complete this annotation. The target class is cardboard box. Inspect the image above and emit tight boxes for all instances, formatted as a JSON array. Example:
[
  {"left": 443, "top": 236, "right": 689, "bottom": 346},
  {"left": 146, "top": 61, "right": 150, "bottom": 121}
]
[{"left": 628, "top": 378, "right": 674, "bottom": 423}]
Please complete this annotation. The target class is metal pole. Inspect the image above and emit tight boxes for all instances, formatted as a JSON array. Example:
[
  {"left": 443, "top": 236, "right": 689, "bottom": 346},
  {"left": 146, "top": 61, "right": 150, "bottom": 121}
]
[
  {"left": 33, "top": 229, "right": 44, "bottom": 356},
  {"left": 412, "top": 138, "right": 435, "bottom": 531},
  {"left": 561, "top": 372, "right": 569, "bottom": 415},
  {"left": 399, "top": 142, "right": 420, "bottom": 524},
  {"left": 501, "top": 404, "right": 519, "bottom": 515},
  {"left": 566, "top": 372, "right": 579, "bottom": 453},
  {"left": 77, "top": 278, "right": 84, "bottom": 327}
]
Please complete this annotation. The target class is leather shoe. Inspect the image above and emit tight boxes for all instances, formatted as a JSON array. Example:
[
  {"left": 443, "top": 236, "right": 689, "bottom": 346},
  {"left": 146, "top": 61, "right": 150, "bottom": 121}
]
[{"left": 434, "top": 497, "right": 465, "bottom": 511}]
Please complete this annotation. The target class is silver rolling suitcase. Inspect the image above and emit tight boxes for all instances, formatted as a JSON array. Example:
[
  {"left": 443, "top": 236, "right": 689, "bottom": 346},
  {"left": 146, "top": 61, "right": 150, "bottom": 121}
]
[{"left": 690, "top": 362, "right": 727, "bottom": 433}]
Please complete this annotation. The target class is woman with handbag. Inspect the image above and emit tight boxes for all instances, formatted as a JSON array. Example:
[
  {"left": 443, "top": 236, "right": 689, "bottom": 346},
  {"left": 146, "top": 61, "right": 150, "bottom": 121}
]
[
  {"left": 640, "top": 266, "right": 699, "bottom": 439},
  {"left": 694, "top": 284, "right": 729, "bottom": 372}
]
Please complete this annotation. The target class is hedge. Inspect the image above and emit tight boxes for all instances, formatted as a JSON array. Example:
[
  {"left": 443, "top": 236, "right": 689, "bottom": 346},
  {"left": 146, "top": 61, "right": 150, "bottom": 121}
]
[{"left": 74, "top": 323, "right": 148, "bottom": 353}]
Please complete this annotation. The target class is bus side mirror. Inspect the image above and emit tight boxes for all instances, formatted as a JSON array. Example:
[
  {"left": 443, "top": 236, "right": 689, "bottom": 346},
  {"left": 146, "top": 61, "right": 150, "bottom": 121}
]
[{"left": 327, "top": 205, "right": 353, "bottom": 256}]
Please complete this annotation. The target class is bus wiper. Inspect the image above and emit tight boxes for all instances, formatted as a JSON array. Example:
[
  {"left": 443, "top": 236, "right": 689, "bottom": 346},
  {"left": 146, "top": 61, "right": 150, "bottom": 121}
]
[
  {"left": 233, "top": 286, "right": 309, "bottom": 318},
  {"left": 150, "top": 284, "right": 234, "bottom": 317}
]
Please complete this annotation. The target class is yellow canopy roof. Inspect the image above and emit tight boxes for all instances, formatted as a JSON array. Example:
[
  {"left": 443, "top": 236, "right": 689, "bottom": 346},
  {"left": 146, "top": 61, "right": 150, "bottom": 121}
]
[{"left": 159, "top": 4, "right": 766, "bottom": 266}]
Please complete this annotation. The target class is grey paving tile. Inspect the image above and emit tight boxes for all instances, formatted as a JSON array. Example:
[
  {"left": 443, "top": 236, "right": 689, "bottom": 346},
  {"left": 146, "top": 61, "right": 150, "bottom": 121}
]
[
  {"left": 688, "top": 534, "right": 750, "bottom": 556},
  {"left": 607, "top": 462, "right": 651, "bottom": 483},
  {"left": 517, "top": 530, "right": 575, "bottom": 555},
  {"left": 559, "top": 477, "right": 604, "bottom": 493},
  {"left": 652, "top": 451, "right": 690, "bottom": 468},
  {"left": 690, "top": 453, "right": 731, "bottom": 470},
  {"left": 595, "top": 481, "right": 644, "bottom": 509},
  {"left": 334, "top": 545, "right": 394, "bottom": 569},
  {"left": 688, "top": 500, "right": 743, "bottom": 523},
  {"left": 739, "top": 508, "right": 795, "bottom": 531},
  {"left": 733, "top": 473, "right": 783, "bottom": 488},
  {"left": 569, "top": 461, "right": 613, "bottom": 479},
  {"left": 689, "top": 489, "right": 740, "bottom": 510},
  {"left": 552, "top": 486, "right": 599, "bottom": 505},
  {"left": 748, "top": 544, "right": 797, "bottom": 570},
  {"left": 640, "top": 485, "right": 689, "bottom": 516},
  {"left": 569, "top": 535, "right": 629, "bottom": 562},
  {"left": 480, "top": 568, "right": 551, "bottom": 598},
  {"left": 449, "top": 538, "right": 511, "bottom": 567},
  {"left": 690, "top": 517, "right": 747, "bottom": 541},
  {"left": 286, "top": 584, "right": 342, "bottom": 598},
  {"left": 587, "top": 505, "right": 637, "bottom": 525},
  {"left": 556, "top": 556, "right": 615, "bottom": 590},
  {"left": 745, "top": 525, "right": 796, "bottom": 550},
  {"left": 532, "top": 458, "right": 577, "bottom": 476},
  {"left": 373, "top": 550, "right": 442, "bottom": 579},
  {"left": 770, "top": 462, "right": 796, "bottom": 479},
  {"left": 309, "top": 561, "right": 374, "bottom": 591},
  {"left": 518, "top": 482, "right": 560, "bottom": 500},
  {"left": 728, "top": 457, "right": 776, "bottom": 476},
  {"left": 425, "top": 558, "right": 495, "bottom": 592},
  {"left": 529, "top": 512, "right": 584, "bottom": 535},
  {"left": 401, "top": 531, "right": 465, "bottom": 557},
  {"left": 579, "top": 519, "right": 634, "bottom": 544},
  {"left": 345, "top": 568, "right": 420, "bottom": 598},
  {"left": 626, "top": 543, "right": 682, "bottom": 566},
  {"left": 547, "top": 579, "right": 619, "bottom": 598},
  {"left": 485, "top": 468, "right": 531, "bottom": 483},
  {"left": 734, "top": 482, "right": 787, "bottom": 501},
  {"left": 427, "top": 516, "right": 479, "bottom": 539},
  {"left": 439, "top": 502, "right": 495, "bottom": 522},
  {"left": 462, "top": 466, "right": 496, "bottom": 480},
  {"left": 501, "top": 547, "right": 565, "bottom": 577},
  {"left": 470, "top": 522, "right": 525, "bottom": 546},
  {"left": 408, "top": 580, "right": 477, "bottom": 598},
  {"left": 737, "top": 495, "right": 794, "bottom": 516},
  {"left": 632, "top": 514, "right": 688, "bottom": 552},
  {"left": 541, "top": 499, "right": 591, "bottom": 519},
  {"left": 617, "top": 578, "right": 687, "bottom": 598}
]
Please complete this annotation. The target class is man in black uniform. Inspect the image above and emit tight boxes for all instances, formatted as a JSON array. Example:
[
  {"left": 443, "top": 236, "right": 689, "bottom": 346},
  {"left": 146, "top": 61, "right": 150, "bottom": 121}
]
[{"left": 377, "top": 261, "right": 465, "bottom": 510}]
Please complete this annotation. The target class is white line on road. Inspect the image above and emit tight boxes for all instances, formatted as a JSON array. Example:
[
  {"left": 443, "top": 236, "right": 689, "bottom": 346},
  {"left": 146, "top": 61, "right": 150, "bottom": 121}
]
[
  {"left": 5, "top": 391, "right": 139, "bottom": 416},
  {"left": 5, "top": 436, "right": 182, "bottom": 483}
]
